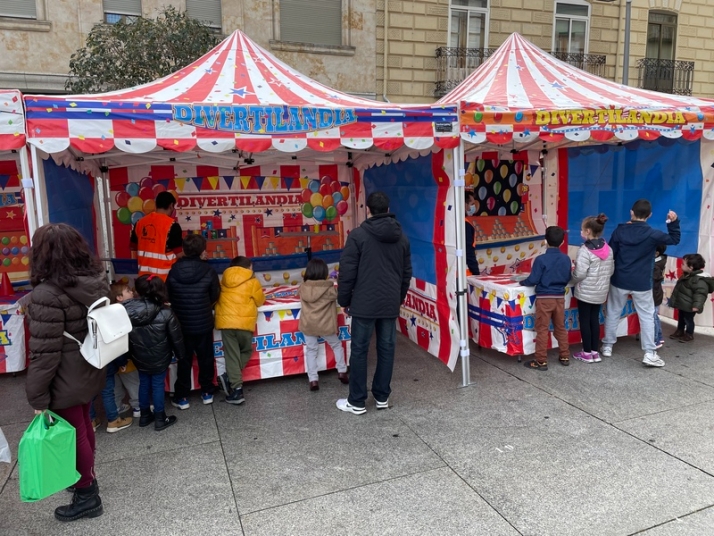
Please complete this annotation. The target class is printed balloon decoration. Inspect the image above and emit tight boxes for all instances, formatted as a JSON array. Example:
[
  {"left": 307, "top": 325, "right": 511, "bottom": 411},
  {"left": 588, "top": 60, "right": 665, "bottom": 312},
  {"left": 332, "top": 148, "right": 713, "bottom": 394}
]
[
  {"left": 465, "top": 159, "right": 524, "bottom": 217},
  {"left": 115, "top": 178, "right": 177, "bottom": 225},
  {"left": 300, "top": 176, "right": 349, "bottom": 223}
]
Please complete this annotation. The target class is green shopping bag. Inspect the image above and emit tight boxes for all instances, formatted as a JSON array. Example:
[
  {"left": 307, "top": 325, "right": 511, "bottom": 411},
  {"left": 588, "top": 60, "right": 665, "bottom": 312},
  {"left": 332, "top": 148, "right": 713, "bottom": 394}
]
[{"left": 18, "top": 411, "right": 81, "bottom": 502}]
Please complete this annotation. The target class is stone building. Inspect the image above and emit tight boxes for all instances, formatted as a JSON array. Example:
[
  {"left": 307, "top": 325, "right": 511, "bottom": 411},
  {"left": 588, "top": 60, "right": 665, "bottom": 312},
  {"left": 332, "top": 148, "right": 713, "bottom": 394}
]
[
  {"left": 0, "top": 0, "right": 377, "bottom": 97},
  {"left": 378, "top": 0, "right": 714, "bottom": 102}
]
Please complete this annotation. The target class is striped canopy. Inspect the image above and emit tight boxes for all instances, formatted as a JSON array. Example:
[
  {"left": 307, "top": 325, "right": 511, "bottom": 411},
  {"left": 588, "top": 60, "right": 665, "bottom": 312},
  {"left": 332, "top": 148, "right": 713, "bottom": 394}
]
[
  {"left": 0, "top": 90, "right": 25, "bottom": 150},
  {"left": 439, "top": 33, "right": 714, "bottom": 145},
  {"left": 25, "top": 31, "right": 459, "bottom": 155}
]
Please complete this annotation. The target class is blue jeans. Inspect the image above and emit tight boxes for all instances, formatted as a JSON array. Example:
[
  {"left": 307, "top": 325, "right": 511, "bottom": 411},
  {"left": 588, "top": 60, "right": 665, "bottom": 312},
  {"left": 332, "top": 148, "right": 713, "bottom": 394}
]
[
  {"left": 139, "top": 371, "right": 167, "bottom": 413},
  {"left": 348, "top": 317, "right": 397, "bottom": 408},
  {"left": 654, "top": 306, "right": 663, "bottom": 343},
  {"left": 100, "top": 361, "right": 120, "bottom": 422}
]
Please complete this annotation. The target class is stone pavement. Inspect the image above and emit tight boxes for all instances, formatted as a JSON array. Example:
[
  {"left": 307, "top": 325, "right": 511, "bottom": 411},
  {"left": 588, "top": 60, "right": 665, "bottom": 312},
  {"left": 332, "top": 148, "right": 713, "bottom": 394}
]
[{"left": 3, "top": 318, "right": 714, "bottom": 535}]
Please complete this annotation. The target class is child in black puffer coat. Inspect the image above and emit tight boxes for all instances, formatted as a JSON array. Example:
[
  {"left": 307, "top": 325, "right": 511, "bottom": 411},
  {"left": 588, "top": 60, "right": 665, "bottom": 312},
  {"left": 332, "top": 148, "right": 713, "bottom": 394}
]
[
  {"left": 123, "top": 275, "right": 186, "bottom": 431},
  {"left": 669, "top": 253, "right": 714, "bottom": 343}
]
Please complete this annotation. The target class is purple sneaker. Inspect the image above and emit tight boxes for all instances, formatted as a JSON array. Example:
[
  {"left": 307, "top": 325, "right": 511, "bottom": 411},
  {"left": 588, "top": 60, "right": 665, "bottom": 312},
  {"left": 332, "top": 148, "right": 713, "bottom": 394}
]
[
  {"left": 573, "top": 351, "right": 596, "bottom": 363},
  {"left": 591, "top": 351, "right": 602, "bottom": 363}
]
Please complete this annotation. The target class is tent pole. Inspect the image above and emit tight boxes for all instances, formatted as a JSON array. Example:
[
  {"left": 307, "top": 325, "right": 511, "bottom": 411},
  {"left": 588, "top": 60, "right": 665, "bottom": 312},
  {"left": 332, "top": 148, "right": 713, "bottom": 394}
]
[
  {"left": 95, "top": 169, "right": 112, "bottom": 283},
  {"left": 453, "top": 142, "right": 471, "bottom": 387},
  {"left": 19, "top": 146, "right": 37, "bottom": 242},
  {"left": 30, "top": 144, "right": 46, "bottom": 227}
]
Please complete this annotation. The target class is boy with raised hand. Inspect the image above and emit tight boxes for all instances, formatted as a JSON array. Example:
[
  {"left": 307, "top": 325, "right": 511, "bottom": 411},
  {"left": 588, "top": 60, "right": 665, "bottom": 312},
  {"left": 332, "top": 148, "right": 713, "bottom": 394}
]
[{"left": 601, "top": 199, "right": 680, "bottom": 367}]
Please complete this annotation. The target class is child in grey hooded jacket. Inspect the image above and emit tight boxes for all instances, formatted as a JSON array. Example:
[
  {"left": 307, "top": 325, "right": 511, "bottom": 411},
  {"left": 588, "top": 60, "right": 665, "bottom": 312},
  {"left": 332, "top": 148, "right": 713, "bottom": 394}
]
[{"left": 571, "top": 214, "right": 614, "bottom": 363}]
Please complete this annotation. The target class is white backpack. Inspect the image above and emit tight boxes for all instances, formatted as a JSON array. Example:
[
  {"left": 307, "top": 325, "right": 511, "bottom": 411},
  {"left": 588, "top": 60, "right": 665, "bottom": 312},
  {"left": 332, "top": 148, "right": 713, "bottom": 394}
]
[{"left": 63, "top": 297, "right": 133, "bottom": 369}]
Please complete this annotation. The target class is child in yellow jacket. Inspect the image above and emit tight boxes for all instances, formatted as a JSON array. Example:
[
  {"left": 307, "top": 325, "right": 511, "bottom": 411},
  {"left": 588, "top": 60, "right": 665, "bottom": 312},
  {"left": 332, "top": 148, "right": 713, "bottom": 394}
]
[{"left": 215, "top": 256, "right": 266, "bottom": 404}]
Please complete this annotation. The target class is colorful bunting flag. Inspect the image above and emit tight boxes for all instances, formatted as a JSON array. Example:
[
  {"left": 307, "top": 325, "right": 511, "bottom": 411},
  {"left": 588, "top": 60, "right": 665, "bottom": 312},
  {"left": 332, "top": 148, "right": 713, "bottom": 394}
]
[{"left": 175, "top": 178, "right": 187, "bottom": 192}]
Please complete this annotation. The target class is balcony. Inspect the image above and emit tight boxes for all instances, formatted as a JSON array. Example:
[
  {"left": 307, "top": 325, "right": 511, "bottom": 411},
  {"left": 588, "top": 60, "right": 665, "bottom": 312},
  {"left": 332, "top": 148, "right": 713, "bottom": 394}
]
[
  {"left": 435, "top": 48, "right": 606, "bottom": 97},
  {"left": 637, "top": 58, "right": 694, "bottom": 96}
]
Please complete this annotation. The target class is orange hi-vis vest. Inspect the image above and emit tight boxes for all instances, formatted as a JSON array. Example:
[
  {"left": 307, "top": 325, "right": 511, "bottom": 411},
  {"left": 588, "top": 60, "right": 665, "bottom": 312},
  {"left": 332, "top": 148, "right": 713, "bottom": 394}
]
[{"left": 135, "top": 212, "right": 177, "bottom": 280}]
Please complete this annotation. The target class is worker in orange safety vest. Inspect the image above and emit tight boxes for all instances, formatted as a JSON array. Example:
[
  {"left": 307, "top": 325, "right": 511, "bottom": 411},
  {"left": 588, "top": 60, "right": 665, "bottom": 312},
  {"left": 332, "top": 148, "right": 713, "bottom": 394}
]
[
  {"left": 465, "top": 190, "right": 480, "bottom": 276},
  {"left": 130, "top": 191, "right": 183, "bottom": 280}
]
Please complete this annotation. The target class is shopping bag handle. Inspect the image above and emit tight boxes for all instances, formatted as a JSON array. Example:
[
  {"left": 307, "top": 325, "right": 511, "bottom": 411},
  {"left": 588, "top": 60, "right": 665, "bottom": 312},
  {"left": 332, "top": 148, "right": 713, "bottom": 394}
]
[{"left": 39, "top": 410, "right": 55, "bottom": 430}]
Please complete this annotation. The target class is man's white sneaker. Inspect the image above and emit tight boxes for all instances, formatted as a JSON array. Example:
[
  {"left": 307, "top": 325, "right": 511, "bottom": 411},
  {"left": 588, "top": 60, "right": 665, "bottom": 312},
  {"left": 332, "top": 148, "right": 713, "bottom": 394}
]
[
  {"left": 643, "top": 352, "right": 665, "bottom": 367},
  {"left": 336, "top": 398, "right": 366, "bottom": 415},
  {"left": 601, "top": 345, "right": 612, "bottom": 358},
  {"left": 375, "top": 398, "right": 389, "bottom": 410}
]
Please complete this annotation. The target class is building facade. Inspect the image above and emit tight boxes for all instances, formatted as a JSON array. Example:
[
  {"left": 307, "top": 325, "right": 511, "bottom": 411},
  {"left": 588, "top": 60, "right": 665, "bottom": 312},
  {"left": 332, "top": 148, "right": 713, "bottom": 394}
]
[
  {"left": 0, "top": 0, "right": 376, "bottom": 97},
  {"left": 378, "top": 0, "right": 714, "bottom": 102}
]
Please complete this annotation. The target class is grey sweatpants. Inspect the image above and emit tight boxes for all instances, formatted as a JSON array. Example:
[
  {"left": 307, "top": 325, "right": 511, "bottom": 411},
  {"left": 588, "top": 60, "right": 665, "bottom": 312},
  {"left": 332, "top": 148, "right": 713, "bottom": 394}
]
[{"left": 602, "top": 285, "right": 656, "bottom": 353}]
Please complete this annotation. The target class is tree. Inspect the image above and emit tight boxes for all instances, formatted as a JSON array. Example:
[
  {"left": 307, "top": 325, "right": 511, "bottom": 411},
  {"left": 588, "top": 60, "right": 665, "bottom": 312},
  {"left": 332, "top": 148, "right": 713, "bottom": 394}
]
[{"left": 66, "top": 6, "right": 221, "bottom": 94}]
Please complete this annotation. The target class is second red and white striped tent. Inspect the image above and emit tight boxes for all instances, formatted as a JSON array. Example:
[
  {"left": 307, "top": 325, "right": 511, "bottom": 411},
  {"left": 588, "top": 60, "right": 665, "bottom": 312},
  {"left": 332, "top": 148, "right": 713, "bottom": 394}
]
[
  {"left": 23, "top": 30, "right": 459, "bottom": 156},
  {"left": 439, "top": 32, "right": 714, "bottom": 148}
]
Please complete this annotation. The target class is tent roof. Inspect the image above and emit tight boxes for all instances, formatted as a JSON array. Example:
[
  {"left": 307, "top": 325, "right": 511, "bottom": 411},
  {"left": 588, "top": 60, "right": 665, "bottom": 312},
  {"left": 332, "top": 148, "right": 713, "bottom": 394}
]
[
  {"left": 24, "top": 30, "right": 458, "bottom": 155},
  {"left": 0, "top": 90, "right": 25, "bottom": 150},
  {"left": 439, "top": 33, "right": 714, "bottom": 146}
]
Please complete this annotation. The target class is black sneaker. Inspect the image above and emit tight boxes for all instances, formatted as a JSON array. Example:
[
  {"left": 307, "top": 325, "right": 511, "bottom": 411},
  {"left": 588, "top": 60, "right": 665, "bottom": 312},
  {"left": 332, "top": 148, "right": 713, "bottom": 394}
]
[
  {"left": 226, "top": 387, "right": 245, "bottom": 405},
  {"left": 218, "top": 372, "right": 231, "bottom": 395}
]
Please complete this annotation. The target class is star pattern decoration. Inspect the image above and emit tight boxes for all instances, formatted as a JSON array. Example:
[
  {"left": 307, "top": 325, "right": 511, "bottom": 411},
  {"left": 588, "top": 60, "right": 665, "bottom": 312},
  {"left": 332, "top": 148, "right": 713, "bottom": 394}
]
[
  {"left": 5, "top": 210, "right": 15, "bottom": 220},
  {"left": 213, "top": 210, "right": 222, "bottom": 217},
  {"left": 230, "top": 87, "right": 254, "bottom": 98},
  {"left": 185, "top": 216, "right": 192, "bottom": 222},
  {"left": 205, "top": 68, "right": 215, "bottom": 74},
  {"left": 551, "top": 81, "right": 565, "bottom": 89},
  {"left": 265, "top": 208, "right": 273, "bottom": 216},
  {"left": 666, "top": 270, "right": 677, "bottom": 280},
  {"left": 410, "top": 316, "right": 417, "bottom": 327},
  {"left": 230, "top": 214, "right": 237, "bottom": 221}
]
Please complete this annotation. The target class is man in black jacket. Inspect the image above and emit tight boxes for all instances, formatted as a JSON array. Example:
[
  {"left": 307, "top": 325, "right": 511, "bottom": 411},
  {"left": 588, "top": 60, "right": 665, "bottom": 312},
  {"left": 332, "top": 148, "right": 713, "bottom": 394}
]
[
  {"left": 166, "top": 233, "right": 220, "bottom": 408},
  {"left": 336, "top": 191, "right": 412, "bottom": 415}
]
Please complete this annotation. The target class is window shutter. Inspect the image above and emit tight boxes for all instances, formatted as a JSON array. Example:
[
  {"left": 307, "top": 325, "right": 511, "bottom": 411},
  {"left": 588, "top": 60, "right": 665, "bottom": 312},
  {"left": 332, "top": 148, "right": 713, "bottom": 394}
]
[
  {"left": 103, "top": 0, "right": 142, "bottom": 16},
  {"left": 0, "top": 0, "right": 37, "bottom": 19},
  {"left": 186, "top": 0, "right": 222, "bottom": 29},
  {"left": 280, "top": 0, "right": 342, "bottom": 46}
]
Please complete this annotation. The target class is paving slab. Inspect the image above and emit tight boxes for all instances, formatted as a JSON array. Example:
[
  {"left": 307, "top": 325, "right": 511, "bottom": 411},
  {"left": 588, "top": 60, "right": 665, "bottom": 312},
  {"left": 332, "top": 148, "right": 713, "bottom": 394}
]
[
  {"left": 398, "top": 377, "right": 714, "bottom": 536},
  {"left": 637, "top": 506, "right": 714, "bottom": 536},
  {"left": 0, "top": 421, "right": 26, "bottom": 492},
  {"left": 0, "top": 372, "right": 34, "bottom": 426},
  {"left": 617, "top": 401, "right": 714, "bottom": 475},
  {"left": 476, "top": 336, "right": 714, "bottom": 424},
  {"left": 241, "top": 467, "right": 520, "bottom": 536},
  {"left": 214, "top": 375, "right": 446, "bottom": 514},
  {"left": 0, "top": 441, "right": 240, "bottom": 536}
]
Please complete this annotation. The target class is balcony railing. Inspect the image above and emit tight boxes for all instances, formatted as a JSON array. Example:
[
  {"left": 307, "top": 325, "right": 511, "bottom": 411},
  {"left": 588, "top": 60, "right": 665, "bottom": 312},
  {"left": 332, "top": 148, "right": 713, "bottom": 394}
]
[
  {"left": 637, "top": 58, "right": 694, "bottom": 96},
  {"left": 435, "top": 47, "right": 607, "bottom": 97}
]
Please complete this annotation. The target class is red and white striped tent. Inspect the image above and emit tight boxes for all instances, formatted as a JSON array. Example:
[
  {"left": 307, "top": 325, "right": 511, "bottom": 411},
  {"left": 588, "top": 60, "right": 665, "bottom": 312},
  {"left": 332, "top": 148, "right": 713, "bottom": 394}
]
[
  {"left": 439, "top": 33, "right": 714, "bottom": 147},
  {"left": 0, "top": 90, "right": 25, "bottom": 150},
  {"left": 24, "top": 30, "right": 459, "bottom": 156}
]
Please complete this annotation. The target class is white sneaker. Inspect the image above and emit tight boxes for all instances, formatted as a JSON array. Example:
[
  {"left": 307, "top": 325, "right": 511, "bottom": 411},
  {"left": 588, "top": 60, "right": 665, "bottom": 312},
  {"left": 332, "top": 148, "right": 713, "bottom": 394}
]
[
  {"left": 643, "top": 352, "right": 665, "bottom": 367},
  {"left": 601, "top": 345, "right": 612, "bottom": 358},
  {"left": 336, "top": 398, "right": 366, "bottom": 415},
  {"left": 375, "top": 398, "right": 389, "bottom": 410}
]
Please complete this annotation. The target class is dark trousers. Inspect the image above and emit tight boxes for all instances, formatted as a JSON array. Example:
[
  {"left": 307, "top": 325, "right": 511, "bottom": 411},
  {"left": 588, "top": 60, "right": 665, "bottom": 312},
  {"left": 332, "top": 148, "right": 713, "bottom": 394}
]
[
  {"left": 577, "top": 300, "right": 602, "bottom": 353},
  {"left": 348, "top": 317, "right": 396, "bottom": 408},
  {"left": 99, "top": 361, "right": 119, "bottom": 422},
  {"left": 174, "top": 332, "right": 216, "bottom": 398},
  {"left": 54, "top": 402, "right": 95, "bottom": 488},
  {"left": 677, "top": 310, "right": 696, "bottom": 335},
  {"left": 139, "top": 370, "right": 167, "bottom": 413}
]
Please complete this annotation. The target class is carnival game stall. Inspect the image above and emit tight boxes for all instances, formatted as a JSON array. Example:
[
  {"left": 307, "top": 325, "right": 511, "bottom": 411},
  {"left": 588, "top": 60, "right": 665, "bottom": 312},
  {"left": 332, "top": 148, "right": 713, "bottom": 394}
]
[
  {"left": 0, "top": 90, "right": 31, "bottom": 374},
  {"left": 438, "top": 33, "right": 714, "bottom": 357},
  {"left": 23, "top": 31, "right": 464, "bottom": 387}
]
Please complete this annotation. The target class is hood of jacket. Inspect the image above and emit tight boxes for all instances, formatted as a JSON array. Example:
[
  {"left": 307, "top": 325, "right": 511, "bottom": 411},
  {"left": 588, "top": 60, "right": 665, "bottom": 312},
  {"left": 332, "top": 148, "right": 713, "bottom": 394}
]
[
  {"left": 655, "top": 254, "right": 668, "bottom": 268},
  {"left": 57, "top": 275, "right": 109, "bottom": 307},
  {"left": 361, "top": 214, "right": 403, "bottom": 244},
  {"left": 299, "top": 280, "right": 335, "bottom": 304},
  {"left": 584, "top": 238, "right": 611, "bottom": 261},
  {"left": 221, "top": 266, "right": 255, "bottom": 288},
  {"left": 168, "top": 256, "right": 214, "bottom": 285},
  {"left": 123, "top": 298, "right": 162, "bottom": 327}
]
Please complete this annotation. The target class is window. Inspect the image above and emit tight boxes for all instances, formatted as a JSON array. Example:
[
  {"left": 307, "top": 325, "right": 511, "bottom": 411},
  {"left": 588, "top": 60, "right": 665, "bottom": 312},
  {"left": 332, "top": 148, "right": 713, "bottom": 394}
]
[
  {"left": 553, "top": 0, "right": 590, "bottom": 54},
  {"left": 0, "top": 0, "right": 37, "bottom": 19},
  {"left": 280, "top": 0, "right": 342, "bottom": 46},
  {"left": 103, "top": 0, "right": 141, "bottom": 24},
  {"left": 449, "top": 0, "right": 489, "bottom": 50},
  {"left": 647, "top": 12, "right": 677, "bottom": 61},
  {"left": 187, "top": 0, "right": 222, "bottom": 31}
]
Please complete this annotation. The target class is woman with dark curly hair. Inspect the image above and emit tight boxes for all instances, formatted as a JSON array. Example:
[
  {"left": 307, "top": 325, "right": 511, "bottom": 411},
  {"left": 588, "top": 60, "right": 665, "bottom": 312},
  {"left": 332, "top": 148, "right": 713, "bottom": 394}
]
[{"left": 24, "top": 223, "right": 109, "bottom": 522}]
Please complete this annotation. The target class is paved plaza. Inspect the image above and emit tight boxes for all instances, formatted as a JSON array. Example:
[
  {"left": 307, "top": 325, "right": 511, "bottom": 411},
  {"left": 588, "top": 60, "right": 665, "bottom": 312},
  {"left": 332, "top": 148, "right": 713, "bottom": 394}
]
[{"left": 3, "top": 318, "right": 714, "bottom": 535}]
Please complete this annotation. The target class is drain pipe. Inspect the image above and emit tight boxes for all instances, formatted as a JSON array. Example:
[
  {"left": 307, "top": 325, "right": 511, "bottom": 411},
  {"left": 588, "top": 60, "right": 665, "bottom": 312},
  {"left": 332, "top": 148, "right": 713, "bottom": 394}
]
[{"left": 382, "top": 0, "right": 390, "bottom": 102}]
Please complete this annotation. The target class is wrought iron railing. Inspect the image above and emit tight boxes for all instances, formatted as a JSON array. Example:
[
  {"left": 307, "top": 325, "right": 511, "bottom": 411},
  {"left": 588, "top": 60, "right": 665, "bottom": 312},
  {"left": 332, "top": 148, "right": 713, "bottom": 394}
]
[
  {"left": 637, "top": 58, "right": 694, "bottom": 96},
  {"left": 435, "top": 48, "right": 607, "bottom": 97}
]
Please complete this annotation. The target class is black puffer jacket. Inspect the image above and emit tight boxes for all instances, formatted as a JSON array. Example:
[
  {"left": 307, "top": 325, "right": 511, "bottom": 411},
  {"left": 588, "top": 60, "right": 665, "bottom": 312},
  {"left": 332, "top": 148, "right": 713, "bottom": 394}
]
[
  {"left": 338, "top": 213, "right": 412, "bottom": 318},
  {"left": 123, "top": 298, "right": 186, "bottom": 374},
  {"left": 653, "top": 254, "right": 667, "bottom": 306},
  {"left": 166, "top": 256, "right": 220, "bottom": 335},
  {"left": 25, "top": 275, "right": 110, "bottom": 410},
  {"left": 670, "top": 270, "right": 714, "bottom": 314}
]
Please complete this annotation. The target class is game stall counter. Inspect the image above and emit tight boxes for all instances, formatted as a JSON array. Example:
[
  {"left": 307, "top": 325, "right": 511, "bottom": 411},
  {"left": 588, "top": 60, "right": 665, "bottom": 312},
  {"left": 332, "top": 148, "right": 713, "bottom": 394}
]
[
  {"left": 467, "top": 274, "right": 640, "bottom": 358},
  {"left": 0, "top": 290, "right": 29, "bottom": 374},
  {"left": 165, "top": 285, "right": 351, "bottom": 391}
]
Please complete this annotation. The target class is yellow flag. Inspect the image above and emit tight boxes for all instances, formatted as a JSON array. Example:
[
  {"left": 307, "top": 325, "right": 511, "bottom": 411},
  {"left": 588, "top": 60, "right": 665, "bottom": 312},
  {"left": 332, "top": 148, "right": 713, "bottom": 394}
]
[
  {"left": 207, "top": 176, "right": 220, "bottom": 190},
  {"left": 175, "top": 178, "right": 187, "bottom": 192},
  {"left": 240, "top": 176, "right": 251, "bottom": 190}
]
